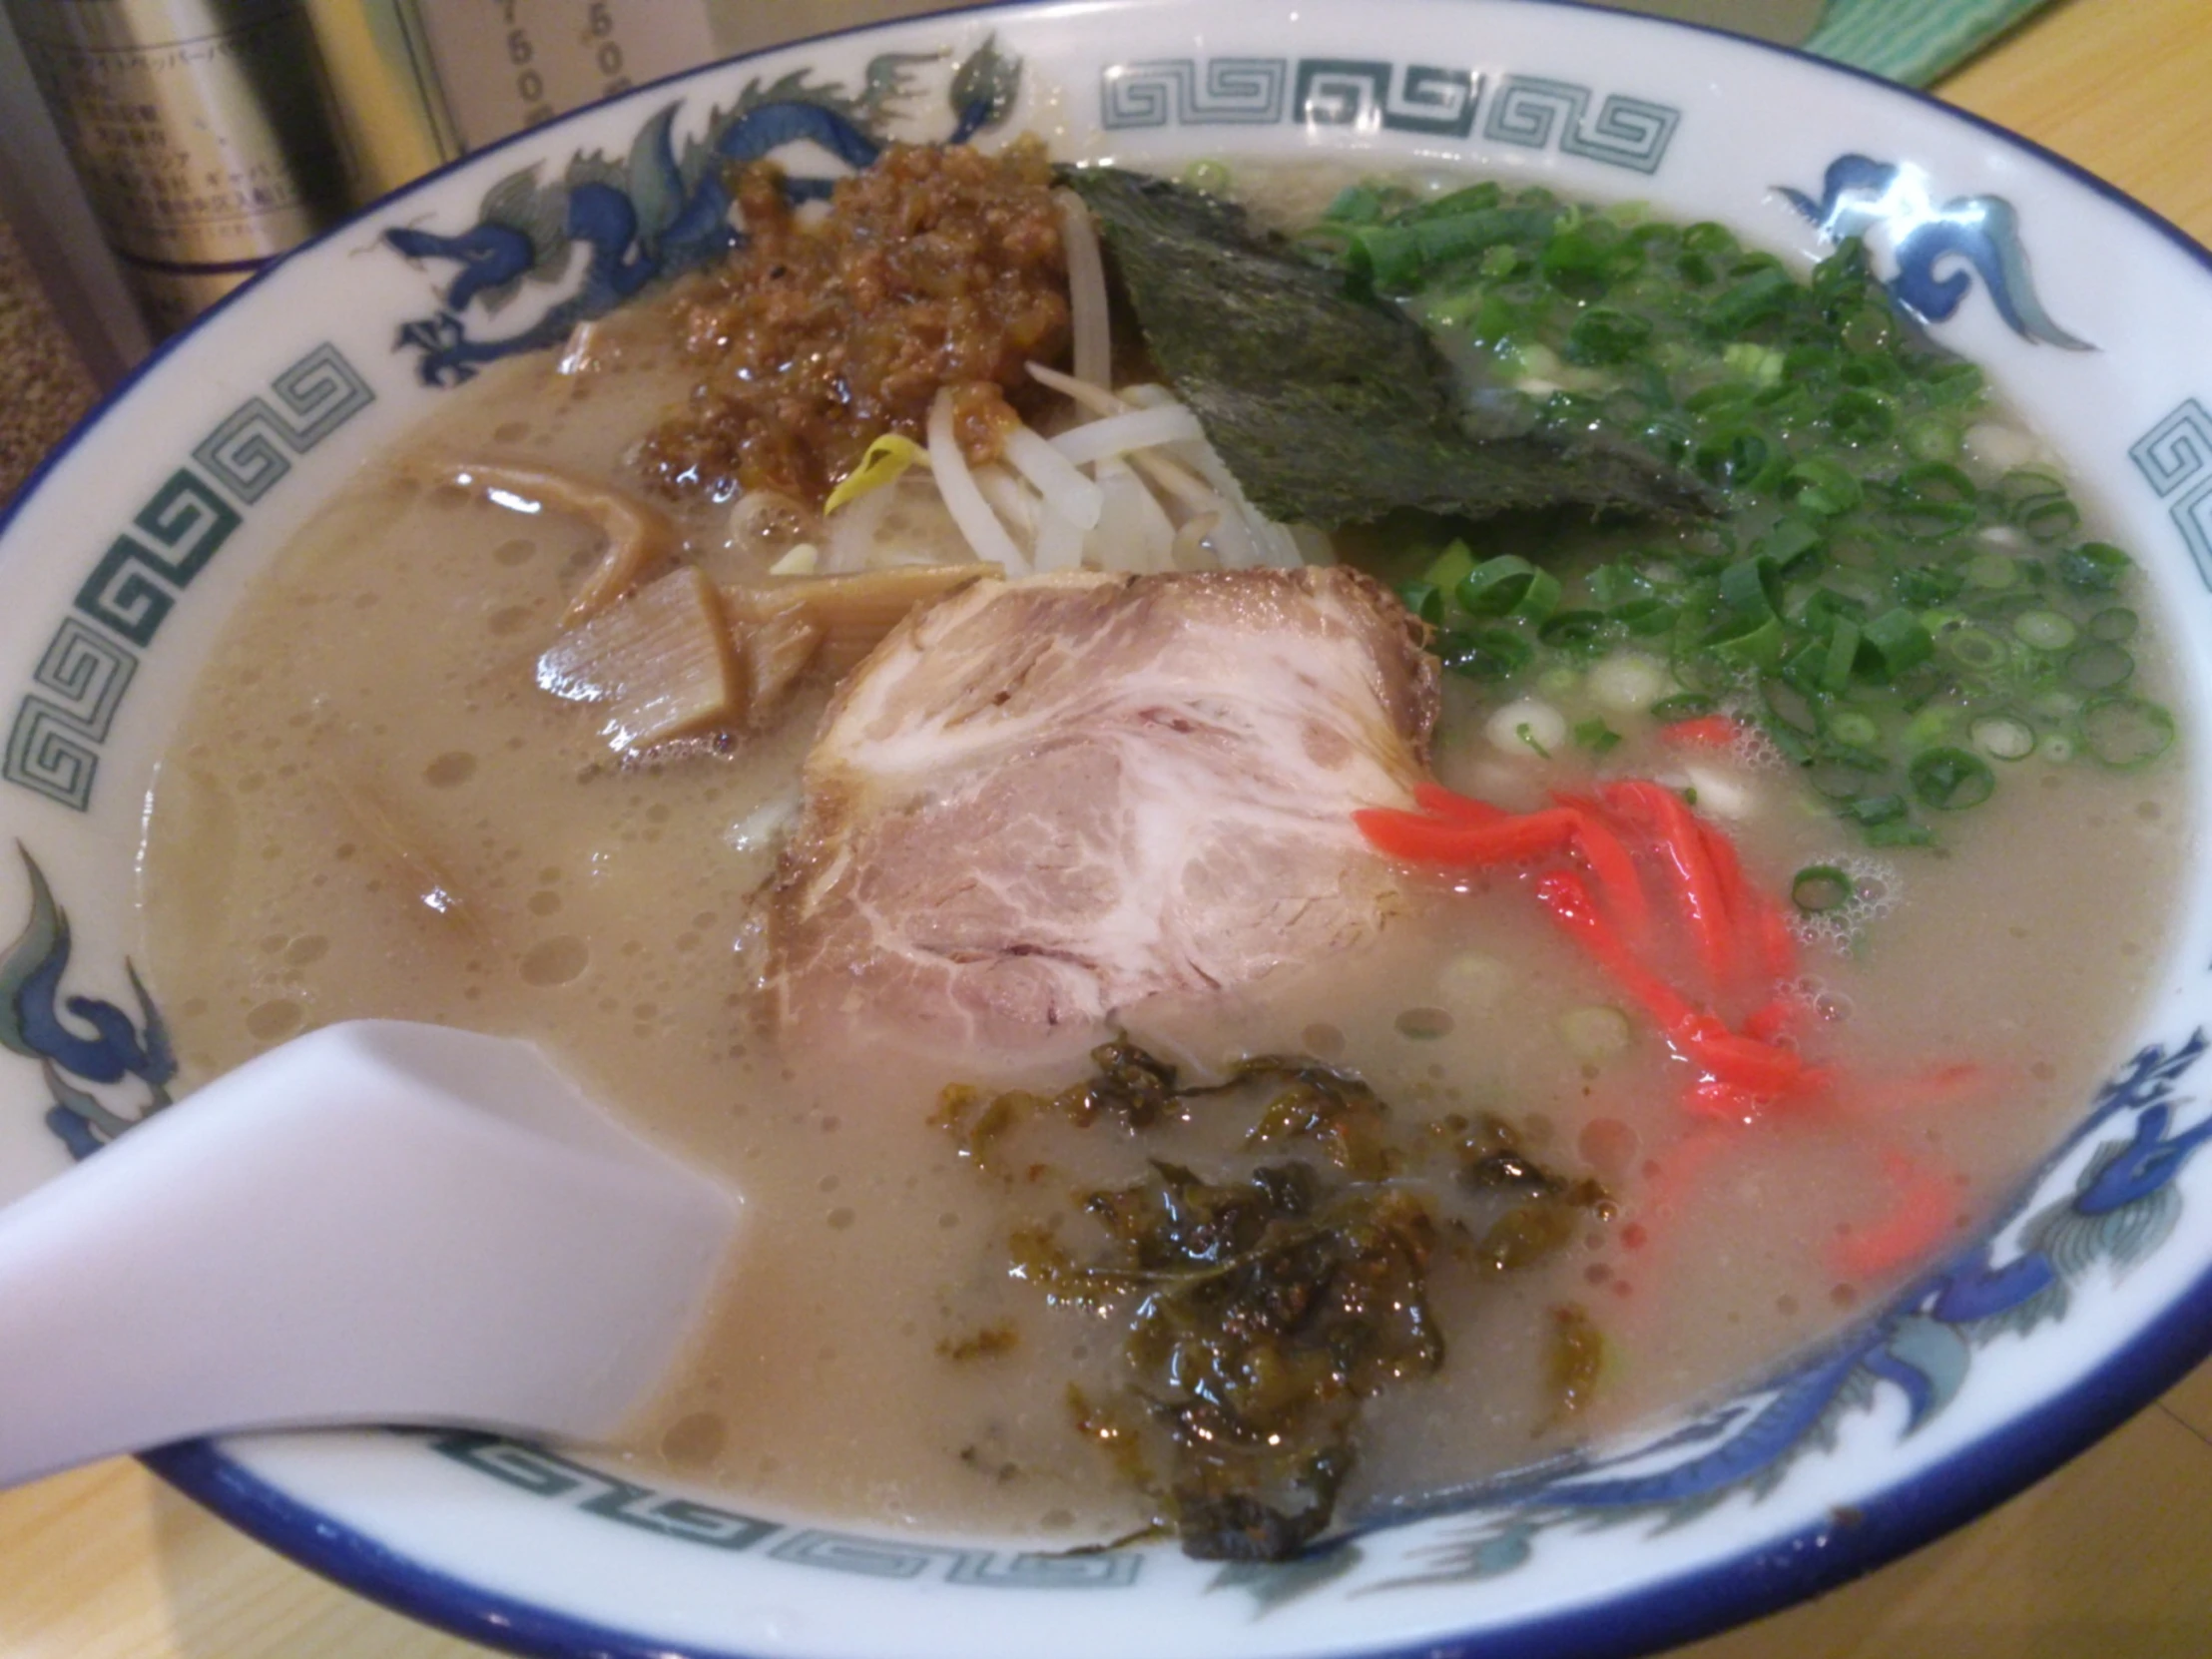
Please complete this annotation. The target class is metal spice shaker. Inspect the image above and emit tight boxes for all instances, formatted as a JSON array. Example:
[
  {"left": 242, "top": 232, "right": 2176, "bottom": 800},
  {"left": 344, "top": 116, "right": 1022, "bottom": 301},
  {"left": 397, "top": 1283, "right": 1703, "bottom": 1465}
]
[{"left": 6, "top": 0, "right": 350, "bottom": 335}]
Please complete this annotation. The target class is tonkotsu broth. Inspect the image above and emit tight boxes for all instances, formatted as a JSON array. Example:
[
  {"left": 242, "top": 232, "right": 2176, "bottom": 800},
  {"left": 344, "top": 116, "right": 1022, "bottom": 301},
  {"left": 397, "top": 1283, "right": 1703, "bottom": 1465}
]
[{"left": 139, "top": 162, "right": 2189, "bottom": 1542}]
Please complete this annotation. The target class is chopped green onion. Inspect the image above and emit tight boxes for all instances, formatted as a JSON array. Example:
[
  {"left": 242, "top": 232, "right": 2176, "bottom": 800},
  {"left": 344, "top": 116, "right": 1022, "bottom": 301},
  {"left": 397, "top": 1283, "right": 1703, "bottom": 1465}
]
[
  {"left": 1810, "top": 758, "right": 1883, "bottom": 800},
  {"left": 1784, "top": 457, "right": 1863, "bottom": 517},
  {"left": 1395, "top": 580, "right": 1445, "bottom": 626},
  {"left": 1842, "top": 793, "right": 1911, "bottom": 827},
  {"left": 1763, "top": 676, "right": 1819, "bottom": 735},
  {"left": 1374, "top": 181, "right": 2172, "bottom": 838},
  {"left": 1712, "top": 558, "right": 1783, "bottom": 637},
  {"left": 1767, "top": 722, "right": 1815, "bottom": 765},
  {"left": 1866, "top": 820, "right": 1937, "bottom": 848},
  {"left": 1904, "top": 706, "right": 1956, "bottom": 748},
  {"left": 1564, "top": 306, "right": 1653, "bottom": 364},
  {"left": 2012, "top": 610, "right": 2078, "bottom": 652},
  {"left": 1924, "top": 360, "right": 1985, "bottom": 406},
  {"left": 1513, "top": 569, "right": 1564, "bottom": 623},
  {"left": 1938, "top": 624, "right": 2010, "bottom": 675},
  {"left": 2057, "top": 541, "right": 2132, "bottom": 593},
  {"left": 1614, "top": 597, "right": 1679, "bottom": 636},
  {"left": 1573, "top": 718, "right": 1623, "bottom": 756},
  {"left": 1757, "top": 514, "right": 1828, "bottom": 570},
  {"left": 1439, "top": 627, "right": 1535, "bottom": 681},
  {"left": 1684, "top": 380, "right": 1752, "bottom": 415},
  {"left": 1826, "top": 709, "right": 1880, "bottom": 748},
  {"left": 2020, "top": 496, "right": 2082, "bottom": 542},
  {"left": 1681, "top": 222, "right": 1737, "bottom": 257},
  {"left": 1410, "top": 181, "right": 1506, "bottom": 221},
  {"left": 1587, "top": 562, "right": 1654, "bottom": 608},
  {"left": 1964, "top": 551, "right": 2018, "bottom": 590},
  {"left": 1828, "top": 388, "right": 1898, "bottom": 444},
  {"left": 2087, "top": 606, "right": 2139, "bottom": 643},
  {"left": 1541, "top": 227, "right": 1637, "bottom": 299},
  {"left": 1703, "top": 266, "right": 1795, "bottom": 333},
  {"left": 1861, "top": 608, "right": 1934, "bottom": 677},
  {"left": 1997, "top": 469, "right": 2080, "bottom": 542},
  {"left": 1723, "top": 341, "right": 1786, "bottom": 385},
  {"left": 1885, "top": 462, "right": 1979, "bottom": 542},
  {"left": 1969, "top": 716, "right": 2036, "bottom": 761},
  {"left": 1695, "top": 425, "right": 1778, "bottom": 491},
  {"left": 2078, "top": 695, "right": 2175, "bottom": 769},
  {"left": 1791, "top": 865, "right": 1855, "bottom": 914},
  {"left": 1803, "top": 585, "right": 1869, "bottom": 632},
  {"left": 1897, "top": 565, "right": 1967, "bottom": 608},
  {"left": 1901, "top": 412, "right": 1962, "bottom": 461},
  {"left": 1540, "top": 609, "right": 1612, "bottom": 649},
  {"left": 1323, "top": 182, "right": 1406, "bottom": 224},
  {"left": 1909, "top": 747, "right": 1995, "bottom": 811},
  {"left": 1457, "top": 555, "right": 1546, "bottom": 617},
  {"left": 1422, "top": 539, "right": 1478, "bottom": 593},
  {"left": 1820, "top": 618, "right": 1863, "bottom": 696},
  {"left": 1352, "top": 206, "right": 1556, "bottom": 290},
  {"left": 2064, "top": 642, "right": 2135, "bottom": 692}
]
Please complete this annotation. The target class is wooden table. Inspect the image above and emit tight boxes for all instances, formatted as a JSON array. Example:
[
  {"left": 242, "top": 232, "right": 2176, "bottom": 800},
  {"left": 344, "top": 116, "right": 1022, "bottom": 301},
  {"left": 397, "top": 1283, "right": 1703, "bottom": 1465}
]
[{"left": 6, "top": 0, "right": 2212, "bottom": 1653}]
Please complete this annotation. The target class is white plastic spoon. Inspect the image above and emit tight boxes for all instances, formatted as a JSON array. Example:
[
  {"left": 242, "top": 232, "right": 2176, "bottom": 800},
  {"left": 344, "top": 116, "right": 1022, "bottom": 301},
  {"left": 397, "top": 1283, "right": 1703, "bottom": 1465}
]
[{"left": 0, "top": 1019, "right": 740, "bottom": 1489}]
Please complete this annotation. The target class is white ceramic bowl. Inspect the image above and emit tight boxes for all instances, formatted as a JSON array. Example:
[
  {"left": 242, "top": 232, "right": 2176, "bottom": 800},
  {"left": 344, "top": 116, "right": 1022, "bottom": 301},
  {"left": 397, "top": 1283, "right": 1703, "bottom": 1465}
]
[{"left": 8, "top": 3, "right": 2212, "bottom": 1655}]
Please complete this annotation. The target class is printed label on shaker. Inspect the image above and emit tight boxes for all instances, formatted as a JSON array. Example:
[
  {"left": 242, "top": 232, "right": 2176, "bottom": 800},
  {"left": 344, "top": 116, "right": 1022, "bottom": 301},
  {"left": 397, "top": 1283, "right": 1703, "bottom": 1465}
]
[
  {"left": 10, "top": 0, "right": 347, "bottom": 327},
  {"left": 414, "top": 0, "right": 717, "bottom": 153}
]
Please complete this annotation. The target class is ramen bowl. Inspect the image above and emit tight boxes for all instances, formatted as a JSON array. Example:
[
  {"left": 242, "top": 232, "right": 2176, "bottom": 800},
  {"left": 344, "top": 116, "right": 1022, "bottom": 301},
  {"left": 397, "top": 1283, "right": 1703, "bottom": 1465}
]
[{"left": 6, "top": 2, "right": 2212, "bottom": 1655}]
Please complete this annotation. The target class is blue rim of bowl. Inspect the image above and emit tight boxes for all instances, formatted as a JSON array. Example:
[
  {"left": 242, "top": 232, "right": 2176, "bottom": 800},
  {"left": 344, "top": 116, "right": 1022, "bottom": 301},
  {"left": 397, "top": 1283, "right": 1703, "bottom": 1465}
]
[{"left": 6, "top": 1, "right": 2201, "bottom": 1654}]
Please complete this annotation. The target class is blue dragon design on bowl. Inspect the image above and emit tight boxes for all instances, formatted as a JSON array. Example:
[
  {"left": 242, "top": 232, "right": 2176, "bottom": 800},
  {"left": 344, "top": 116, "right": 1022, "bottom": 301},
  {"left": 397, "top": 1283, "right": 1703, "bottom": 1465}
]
[
  {"left": 384, "top": 37, "right": 1022, "bottom": 387},
  {"left": 1782, "top": 153, "right": 2093, "bottom": 350},
  {"left": 0, "top": 849, "right": 174, "bottom": 1163}
]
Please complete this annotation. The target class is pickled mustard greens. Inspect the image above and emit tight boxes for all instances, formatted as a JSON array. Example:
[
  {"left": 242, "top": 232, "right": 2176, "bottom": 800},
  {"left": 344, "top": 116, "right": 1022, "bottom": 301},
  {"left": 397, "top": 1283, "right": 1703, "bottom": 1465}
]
[
  {"left": 935, "top": 1044, "right": 1606, "bottom": 1558},
  {"left": 1311, "top": 182, "right": 2174, "bottom": 845}
]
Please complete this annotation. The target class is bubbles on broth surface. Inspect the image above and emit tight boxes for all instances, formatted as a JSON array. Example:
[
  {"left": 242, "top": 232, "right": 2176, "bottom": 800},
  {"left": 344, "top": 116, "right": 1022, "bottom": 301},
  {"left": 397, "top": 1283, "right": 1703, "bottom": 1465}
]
[
  {"left": 423, "top": 752, "right": 477, "bottom": 788},
  {"left": 1395, "top": 1005, "right": 1454, "bottom": 1040},
  {"left": 246, "top": 998, "right": 303, "bottom": 1040},
  {"left": 1725, "top": 720, "right": 1787, "bottom": 775},
  {"left": 1792, "top": 856, "right": 1903, "bottom": 954},
  {"left": 519, "top": 934, "right": 591, "bottom": 986},
  {"left": 659, "top": 1410, "right": 728, "bottom": 1467}
]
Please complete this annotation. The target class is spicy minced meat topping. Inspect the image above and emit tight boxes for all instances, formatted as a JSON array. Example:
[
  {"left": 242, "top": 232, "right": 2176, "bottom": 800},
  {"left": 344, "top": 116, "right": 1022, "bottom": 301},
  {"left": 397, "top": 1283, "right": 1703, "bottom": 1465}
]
[{"left": 638, "top": 138, "right": 1071, "bottom": 505}]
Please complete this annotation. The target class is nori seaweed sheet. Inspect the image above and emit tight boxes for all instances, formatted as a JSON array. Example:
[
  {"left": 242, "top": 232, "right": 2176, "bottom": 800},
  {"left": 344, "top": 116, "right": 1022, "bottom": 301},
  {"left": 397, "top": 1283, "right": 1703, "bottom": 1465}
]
[{"left": 1060, "top": 166, "right": 1715, "bottom": 529}]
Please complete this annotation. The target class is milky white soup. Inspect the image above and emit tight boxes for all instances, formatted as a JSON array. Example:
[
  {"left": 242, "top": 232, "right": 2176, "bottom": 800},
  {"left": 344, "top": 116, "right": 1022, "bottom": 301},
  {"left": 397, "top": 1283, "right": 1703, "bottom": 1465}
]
[{"left": 139, "top": 161, "right": 2190, "bottom": 1545}]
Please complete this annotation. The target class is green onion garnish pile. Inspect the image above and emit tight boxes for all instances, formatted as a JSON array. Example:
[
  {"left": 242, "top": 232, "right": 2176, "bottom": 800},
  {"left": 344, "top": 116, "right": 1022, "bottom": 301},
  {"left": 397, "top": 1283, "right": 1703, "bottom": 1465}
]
[{"left": 1317, "top": 180, "right": 2175, "bottom": 844}]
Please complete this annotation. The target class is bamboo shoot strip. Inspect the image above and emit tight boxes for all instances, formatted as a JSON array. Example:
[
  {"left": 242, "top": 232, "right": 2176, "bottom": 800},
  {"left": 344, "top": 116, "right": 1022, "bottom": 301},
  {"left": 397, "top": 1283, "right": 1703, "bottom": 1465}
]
[{"left": 441, "top": 461, "right": 679, "bottom": 626}]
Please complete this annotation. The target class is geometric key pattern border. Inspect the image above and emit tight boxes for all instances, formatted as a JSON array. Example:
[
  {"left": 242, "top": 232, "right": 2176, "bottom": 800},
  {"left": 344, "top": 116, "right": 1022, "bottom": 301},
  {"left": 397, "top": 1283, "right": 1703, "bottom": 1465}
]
[
  {"left": 4, "top": 342, "right": 374, "bottom": 812},
  {"left": 1101, "top": 56, "right": 1681, "bottom": 175},
  {"left": 2131, "top": 396, "right": 2212, "bottom": 594},
  {"left": 425, "top": 1432, "right": 1145, "bottom": 1588}
]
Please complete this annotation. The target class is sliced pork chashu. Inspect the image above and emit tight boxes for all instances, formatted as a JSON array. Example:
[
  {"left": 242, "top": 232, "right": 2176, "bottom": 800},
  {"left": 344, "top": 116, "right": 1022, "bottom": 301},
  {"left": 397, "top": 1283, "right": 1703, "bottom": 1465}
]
[{"left": 768, "top": 567, "right": 1439, "bottom": 1053}]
